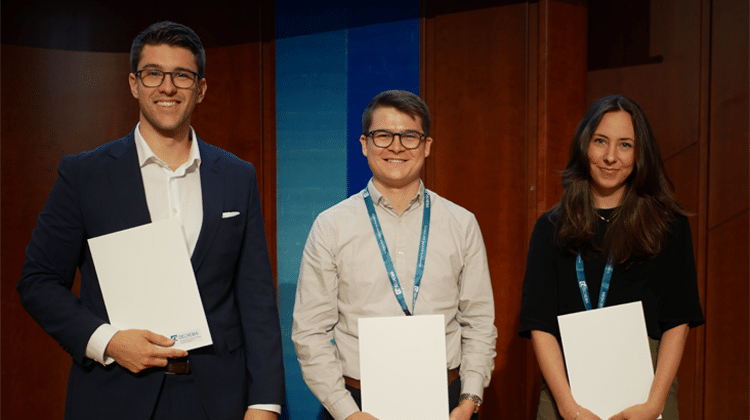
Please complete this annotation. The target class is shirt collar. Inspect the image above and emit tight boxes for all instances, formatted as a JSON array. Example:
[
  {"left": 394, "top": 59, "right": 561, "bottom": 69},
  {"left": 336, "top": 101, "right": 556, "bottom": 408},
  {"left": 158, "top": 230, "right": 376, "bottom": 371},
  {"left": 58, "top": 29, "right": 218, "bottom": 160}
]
[
  {"left": 366, "top": 178, "right": 425, "bottom": 208},
  {"left": 134, "top": 122, "right": 202, "bottom": 171}
]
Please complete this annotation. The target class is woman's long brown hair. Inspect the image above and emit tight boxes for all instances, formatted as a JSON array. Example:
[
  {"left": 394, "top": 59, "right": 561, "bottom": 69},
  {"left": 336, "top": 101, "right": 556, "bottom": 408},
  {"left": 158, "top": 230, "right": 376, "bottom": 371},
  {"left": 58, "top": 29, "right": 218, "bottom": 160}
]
[{"left": 553, "top": 95, "right": 688, "bottom": 266}]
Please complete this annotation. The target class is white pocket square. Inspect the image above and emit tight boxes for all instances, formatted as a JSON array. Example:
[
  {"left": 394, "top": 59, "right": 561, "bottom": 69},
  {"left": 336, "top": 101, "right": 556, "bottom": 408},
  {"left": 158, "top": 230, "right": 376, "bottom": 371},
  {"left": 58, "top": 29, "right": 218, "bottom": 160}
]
[{"left": 222, "top": 211, "right": 240, "bottom": 219}]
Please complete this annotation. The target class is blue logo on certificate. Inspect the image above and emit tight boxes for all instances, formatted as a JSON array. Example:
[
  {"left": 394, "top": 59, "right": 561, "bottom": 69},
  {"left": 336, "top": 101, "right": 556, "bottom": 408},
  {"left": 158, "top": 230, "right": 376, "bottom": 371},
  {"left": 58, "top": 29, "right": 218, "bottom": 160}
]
[{"left": 171, "top": 329, "right": 202, "bottom": 345}]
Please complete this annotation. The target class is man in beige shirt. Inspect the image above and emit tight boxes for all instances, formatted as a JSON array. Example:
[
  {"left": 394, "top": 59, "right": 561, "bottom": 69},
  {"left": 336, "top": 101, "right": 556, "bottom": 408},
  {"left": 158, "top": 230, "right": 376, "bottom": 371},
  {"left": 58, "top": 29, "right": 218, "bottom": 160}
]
[{"left": 292, "top": 90, "right": 497, "bottom": 420}]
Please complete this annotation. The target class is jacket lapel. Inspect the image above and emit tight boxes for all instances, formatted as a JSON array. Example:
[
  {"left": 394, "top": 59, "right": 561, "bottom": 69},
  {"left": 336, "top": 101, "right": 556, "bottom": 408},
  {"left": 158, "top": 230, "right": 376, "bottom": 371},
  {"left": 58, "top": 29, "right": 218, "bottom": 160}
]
[
  {"left": 191, "top": 138, "right": 223, "bottom": 273},
  {"left": 107, "top": 131, "right": 151, "bottom": 230}
]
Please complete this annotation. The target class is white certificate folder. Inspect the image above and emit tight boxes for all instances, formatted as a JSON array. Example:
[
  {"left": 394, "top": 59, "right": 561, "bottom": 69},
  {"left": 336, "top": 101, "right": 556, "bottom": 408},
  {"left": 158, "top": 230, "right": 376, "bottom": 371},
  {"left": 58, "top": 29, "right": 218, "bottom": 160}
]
[
  {"left": 359, "top": 314, "right": 450, "bottom": 420},
  {"left": 88, "top": 218, "right": 212, "bottom": 351},
  {"left": 558, "top": 301, "right": 658, "bottom": 419}
]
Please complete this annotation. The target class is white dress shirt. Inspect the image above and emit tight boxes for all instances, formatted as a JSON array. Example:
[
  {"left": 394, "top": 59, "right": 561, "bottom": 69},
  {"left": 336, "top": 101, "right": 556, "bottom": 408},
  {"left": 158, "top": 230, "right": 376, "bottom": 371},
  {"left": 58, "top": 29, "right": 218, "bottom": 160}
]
[{"left": 85, "top": 123, "right": 202, "bottom": 363}]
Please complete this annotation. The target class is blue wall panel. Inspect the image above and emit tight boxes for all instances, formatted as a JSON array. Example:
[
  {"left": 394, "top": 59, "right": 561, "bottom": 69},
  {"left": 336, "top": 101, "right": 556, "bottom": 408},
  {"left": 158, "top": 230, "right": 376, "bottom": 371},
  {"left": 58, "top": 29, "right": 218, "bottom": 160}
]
[
  {"left": 276, "top": 2, "right": 419, "bottom": 418},
  {"left": 346, "top": 21, "right": 420, "bottom": 196},
  {"left": 276, "top": 29, "right": 348, "bottom": 420}
]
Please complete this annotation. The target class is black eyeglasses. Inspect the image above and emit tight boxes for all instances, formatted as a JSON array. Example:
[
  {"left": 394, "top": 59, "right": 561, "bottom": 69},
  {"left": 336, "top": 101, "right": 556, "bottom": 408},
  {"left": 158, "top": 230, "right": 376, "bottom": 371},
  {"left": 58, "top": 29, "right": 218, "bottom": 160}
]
[
  {"left": 366, "top": 129, "right": 426, "bottom": 149},
  {"left": 135, "top": 69, "right": 200, "bottom": 89}
]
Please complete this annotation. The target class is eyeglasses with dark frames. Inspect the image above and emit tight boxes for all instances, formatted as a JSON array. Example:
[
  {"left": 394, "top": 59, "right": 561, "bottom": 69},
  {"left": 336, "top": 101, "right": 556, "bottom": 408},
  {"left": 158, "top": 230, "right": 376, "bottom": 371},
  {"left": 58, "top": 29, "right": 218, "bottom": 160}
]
[
  {"left": 366, "top": 129, "right": 426, "bottom": 149},
  {"left": 135, "top": 69, "right": 200, "bottom": 89}
]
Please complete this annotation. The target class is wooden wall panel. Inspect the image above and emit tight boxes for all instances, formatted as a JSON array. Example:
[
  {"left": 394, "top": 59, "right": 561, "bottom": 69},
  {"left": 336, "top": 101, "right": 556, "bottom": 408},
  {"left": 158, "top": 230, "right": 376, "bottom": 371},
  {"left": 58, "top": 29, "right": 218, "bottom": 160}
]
[
  {"left": 422, "top": 1, "right": 587, "bottom": 417},
  {"left": 704, "top": 212, "right": 749, "bottom": 418},
  {"left": 534, "top": 1, "right": 588, "bottom": 214},
  {"left": 195, "top": 45, "right": 264, "bottom": 165},
  {"left": 663, "top": 144, "right": 702, "bottom": 415},
  {"left": 707, "top": 0, "right": 749, "bottom": 229},
  {"left": 1, "top": 45, "right": 137, "bottom": 420},
  {"left": 663, "top": 144, "right": 701, "bottom": 214},
  {"left": 586, "top": 0, "right": 702, "bottom": 160},
  {"left": 703, "top": 0, "right": 749, "bottom": 418}
]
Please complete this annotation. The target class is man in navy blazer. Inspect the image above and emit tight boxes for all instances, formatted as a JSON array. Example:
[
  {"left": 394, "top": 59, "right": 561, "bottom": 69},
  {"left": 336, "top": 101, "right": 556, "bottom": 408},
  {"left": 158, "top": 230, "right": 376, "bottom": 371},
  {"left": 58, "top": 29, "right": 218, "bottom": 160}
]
[{"left": 17, "top": 22, "right": 285, "bottom": 420}]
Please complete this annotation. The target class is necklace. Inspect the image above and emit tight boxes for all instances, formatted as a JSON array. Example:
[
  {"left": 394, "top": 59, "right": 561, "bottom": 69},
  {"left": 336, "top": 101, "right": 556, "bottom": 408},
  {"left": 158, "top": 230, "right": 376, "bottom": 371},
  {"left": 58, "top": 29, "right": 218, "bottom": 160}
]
[{"left": 596, "top": 208, "right": 618, "bottom": 223}]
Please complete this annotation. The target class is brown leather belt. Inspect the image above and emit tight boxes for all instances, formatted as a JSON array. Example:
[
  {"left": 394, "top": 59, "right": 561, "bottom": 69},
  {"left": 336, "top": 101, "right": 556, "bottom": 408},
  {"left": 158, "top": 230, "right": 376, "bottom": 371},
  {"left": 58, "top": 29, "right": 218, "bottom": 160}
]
[
  {"left": 344, "top": 367, "right": 459, "bottom": 390},
  {"left": 165, "top": 357, "right": 191, "bottom": 374}
]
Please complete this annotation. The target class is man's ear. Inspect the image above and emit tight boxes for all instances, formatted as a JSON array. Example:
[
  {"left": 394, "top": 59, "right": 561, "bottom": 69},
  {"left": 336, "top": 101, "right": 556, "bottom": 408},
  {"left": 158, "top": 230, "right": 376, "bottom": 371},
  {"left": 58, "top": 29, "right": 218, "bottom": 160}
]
[
  {"left": 129, "top": 73, "right": 139, "bottom": 99},
  {"left": 360, "top": 135, "right": 368, "bottom": 157},
  {"left": 423, "top": 136, "right": 433, "bottom": 158},
  {"left": 196, "top": 78, "right": 207, "bottom": 103}
]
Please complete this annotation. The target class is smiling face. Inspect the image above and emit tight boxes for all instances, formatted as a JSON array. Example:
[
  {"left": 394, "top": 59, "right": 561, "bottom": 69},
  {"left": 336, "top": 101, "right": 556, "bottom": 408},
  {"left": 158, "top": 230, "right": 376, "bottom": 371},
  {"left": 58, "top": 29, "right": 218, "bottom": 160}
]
[
  {"left": 128, "top": 44, "right": 207, "bottom": 141},
  {"left": 587, "top": 110, "right": 636, "bottom": 208},
  {"left": 360, "top": 106, "right": 432, "bottom": 195}
]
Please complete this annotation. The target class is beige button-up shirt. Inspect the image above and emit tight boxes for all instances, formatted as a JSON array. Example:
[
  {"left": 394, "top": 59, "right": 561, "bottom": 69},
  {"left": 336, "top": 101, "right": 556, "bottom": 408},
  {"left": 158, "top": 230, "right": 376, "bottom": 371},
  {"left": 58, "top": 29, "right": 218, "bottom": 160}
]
[{"left": 292, "top": 180, "right": 497, "bottom": 420}]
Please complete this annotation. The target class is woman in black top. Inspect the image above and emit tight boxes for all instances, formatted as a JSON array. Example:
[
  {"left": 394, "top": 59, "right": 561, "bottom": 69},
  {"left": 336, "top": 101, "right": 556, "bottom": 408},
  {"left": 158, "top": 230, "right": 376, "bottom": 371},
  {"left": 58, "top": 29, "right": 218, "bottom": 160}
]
[{"left": 519, "top": 95, "right": 704, "bottom": 420}]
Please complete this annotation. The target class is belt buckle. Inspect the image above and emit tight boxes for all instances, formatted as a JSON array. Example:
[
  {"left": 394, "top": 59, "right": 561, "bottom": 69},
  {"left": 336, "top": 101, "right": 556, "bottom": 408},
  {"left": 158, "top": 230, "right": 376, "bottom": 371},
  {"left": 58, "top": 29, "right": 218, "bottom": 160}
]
[{"left": 165, "top": 358, "right": 191, "bottom": 375}]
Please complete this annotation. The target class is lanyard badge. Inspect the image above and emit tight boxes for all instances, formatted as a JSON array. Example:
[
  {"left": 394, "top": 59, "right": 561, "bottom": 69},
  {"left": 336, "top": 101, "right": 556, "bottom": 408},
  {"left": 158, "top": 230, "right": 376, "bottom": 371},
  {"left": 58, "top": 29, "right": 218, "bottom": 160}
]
[
  {"left": 575, "top": 254, "right": 614, "bottom": 310},
  {"left": 363, "top": 187, "right": 430, "bottom": 316}
]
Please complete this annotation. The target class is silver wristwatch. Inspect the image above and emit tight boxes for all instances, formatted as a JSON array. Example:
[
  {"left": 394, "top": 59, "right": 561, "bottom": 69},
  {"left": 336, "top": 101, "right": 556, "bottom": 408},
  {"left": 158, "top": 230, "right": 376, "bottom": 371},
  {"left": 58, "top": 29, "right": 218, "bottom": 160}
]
[{"left": 458, "top": 393, "right": 482, "bottom": 413}]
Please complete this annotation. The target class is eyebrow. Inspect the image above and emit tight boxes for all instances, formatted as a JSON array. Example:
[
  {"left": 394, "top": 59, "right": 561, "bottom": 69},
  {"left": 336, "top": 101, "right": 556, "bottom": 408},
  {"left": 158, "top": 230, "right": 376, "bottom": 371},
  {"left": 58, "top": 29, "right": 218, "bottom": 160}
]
[
  {"left": 593, "top": 133, "right": 635, "bottom": 141},
  {"left": 139, "top": 64, "right": 198, "bottom": 73}
]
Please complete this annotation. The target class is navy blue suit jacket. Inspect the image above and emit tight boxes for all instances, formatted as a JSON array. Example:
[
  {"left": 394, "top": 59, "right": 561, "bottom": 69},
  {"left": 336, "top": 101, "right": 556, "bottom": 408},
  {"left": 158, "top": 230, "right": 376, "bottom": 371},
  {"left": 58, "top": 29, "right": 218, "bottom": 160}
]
[{"left": 17, "top": 130, "right": 286, "bottom": 420}]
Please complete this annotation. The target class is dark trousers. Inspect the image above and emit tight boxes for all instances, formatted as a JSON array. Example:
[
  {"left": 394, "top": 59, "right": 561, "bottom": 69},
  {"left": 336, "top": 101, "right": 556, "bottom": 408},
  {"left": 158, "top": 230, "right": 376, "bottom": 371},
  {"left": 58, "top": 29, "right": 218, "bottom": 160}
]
[
  {"left": 323, "top": 377, "right": 480, "bottom": 420},
  {"left": 149, "top": 374, "right": 211, "bottom": 420}
]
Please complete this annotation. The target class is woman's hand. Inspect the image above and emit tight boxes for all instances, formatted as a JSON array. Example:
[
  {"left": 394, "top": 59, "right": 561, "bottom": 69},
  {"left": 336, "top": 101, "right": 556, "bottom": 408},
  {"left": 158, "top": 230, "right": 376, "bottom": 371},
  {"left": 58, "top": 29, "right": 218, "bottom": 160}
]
[
  {"left": 608, "top": 324, "right": 688, "bottom": 420},
  {"left": 566, "top": 405, "right": 602, "bottom": 420},
  {"left": 607, "top": 401, "right": 661, "bottom": 420}
]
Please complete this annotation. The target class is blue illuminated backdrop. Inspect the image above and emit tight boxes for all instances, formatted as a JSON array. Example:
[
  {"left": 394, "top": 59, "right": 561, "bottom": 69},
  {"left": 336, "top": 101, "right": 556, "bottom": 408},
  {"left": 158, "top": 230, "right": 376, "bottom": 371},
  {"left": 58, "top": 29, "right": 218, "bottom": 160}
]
[{"left": 275, "top": 1, "right": 419, "bottom": 418}]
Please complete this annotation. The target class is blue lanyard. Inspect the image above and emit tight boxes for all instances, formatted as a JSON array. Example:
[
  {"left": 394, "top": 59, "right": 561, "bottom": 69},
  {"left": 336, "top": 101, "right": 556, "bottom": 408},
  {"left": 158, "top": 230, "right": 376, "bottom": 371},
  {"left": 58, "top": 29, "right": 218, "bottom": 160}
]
[
  {"left": 575, "top": 254, "right": 614, "bottom": 310},
  {"left": 363, "top": 187, "right": 430, "bottom": 316}
]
